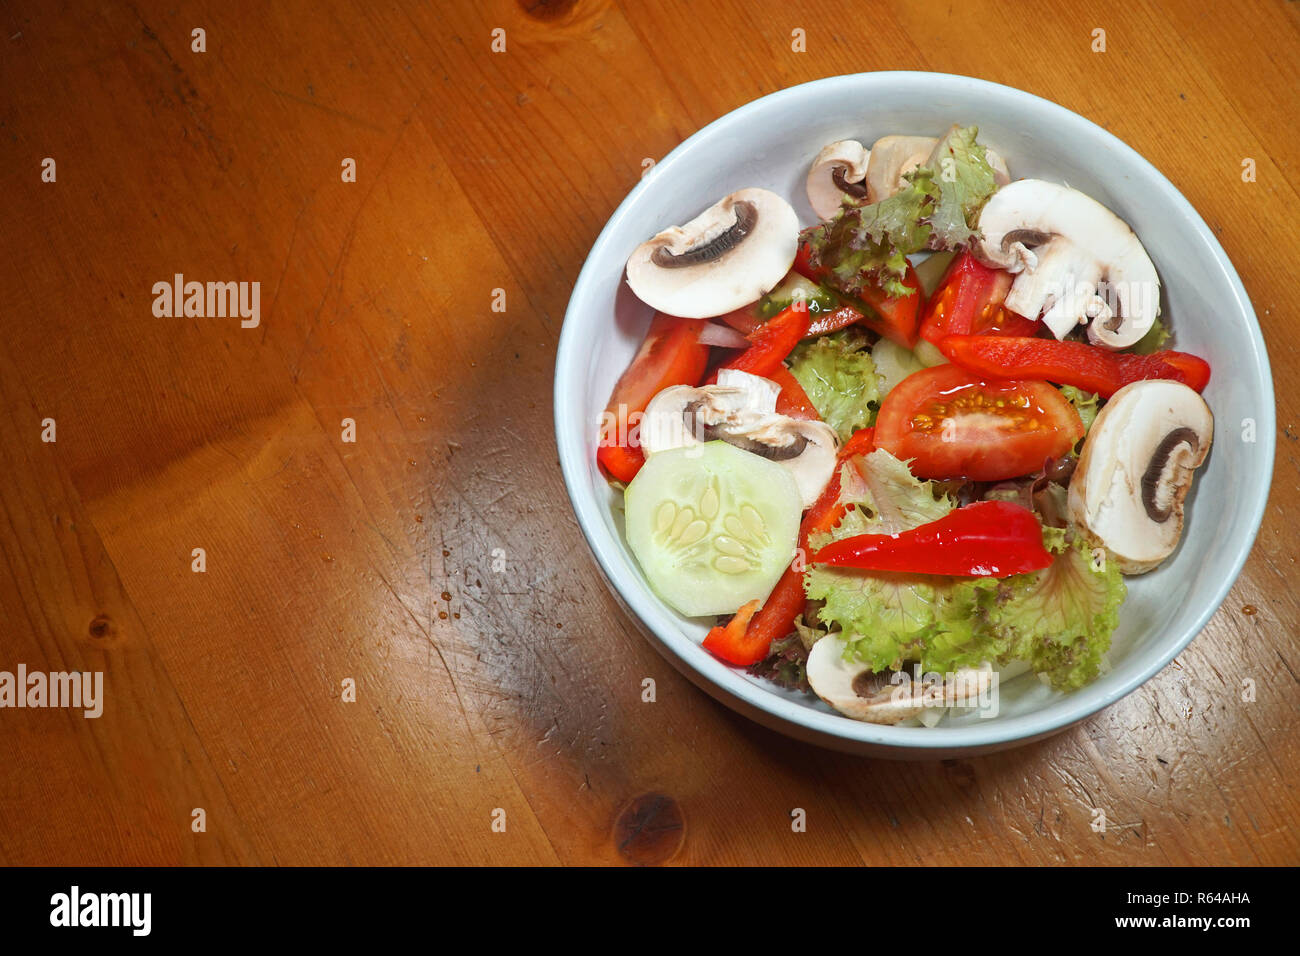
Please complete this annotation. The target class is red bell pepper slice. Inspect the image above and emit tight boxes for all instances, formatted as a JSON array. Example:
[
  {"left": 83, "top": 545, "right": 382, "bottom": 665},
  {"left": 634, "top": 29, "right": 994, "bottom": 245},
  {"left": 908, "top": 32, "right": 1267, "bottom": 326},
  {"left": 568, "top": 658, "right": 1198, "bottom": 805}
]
[
  {"left": 937, "top": 334, "right": 1211, "bottom": 399},
  {"left": 702, "top": 428, "right": 875, "bottom": 666},
  {"left": 701, "top": 599, "right": 761, "bottom": 661},
  {"left": 736, "top": 298, "right": 874, "bottom": 340},
  {"left": 718, "top": 298, "right": 862, "bottom": 340},
  {"left": 597, "top": 313, "right": 710, "bottom": 482},
  {"left": 706, "top": 303, "right": 810, "bottom": 384},
  {"left": 805, "top": 303, "right": 867, "bottom": 338},
  {"left": 1120, "top": 350, "right": 1211, "bottom": 393},
  {"left": 811, "top": 500, "right": 1052, "bottom": 577}
]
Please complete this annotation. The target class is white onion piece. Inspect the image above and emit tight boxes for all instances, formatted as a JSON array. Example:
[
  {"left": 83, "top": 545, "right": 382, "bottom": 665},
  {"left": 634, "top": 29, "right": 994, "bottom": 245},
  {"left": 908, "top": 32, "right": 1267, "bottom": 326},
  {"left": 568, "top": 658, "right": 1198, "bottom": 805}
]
[{"left": 695, "top": 322, "right": 753, "bottom": 350}]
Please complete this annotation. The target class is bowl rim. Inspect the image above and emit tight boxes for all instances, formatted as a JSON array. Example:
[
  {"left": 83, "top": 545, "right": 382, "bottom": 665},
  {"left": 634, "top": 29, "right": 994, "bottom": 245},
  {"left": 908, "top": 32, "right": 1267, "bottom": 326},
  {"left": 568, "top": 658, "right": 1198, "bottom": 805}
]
[{"left": 553, "top": 71, "right": 1276, "bottom": 750}]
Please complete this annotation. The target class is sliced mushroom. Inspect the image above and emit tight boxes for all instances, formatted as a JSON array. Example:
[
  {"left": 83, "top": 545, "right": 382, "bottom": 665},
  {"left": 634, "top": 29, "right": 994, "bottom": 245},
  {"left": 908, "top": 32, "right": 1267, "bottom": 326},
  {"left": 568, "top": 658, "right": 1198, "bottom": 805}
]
[
  {"left": 640, "top": 369, "right": 838, "bottom": 507},
  {"left": 864, "top": 131, "right": 1009, "bottom": 203},
  {"left": 805, "top": 635, "right": 995, "bottom": 724},
  {"left": 806, "top": 140, "right": 871, "bottom": 220},
  {"left": 865, "top": 135, "right": 938, "bottom": 203},
  {"left": 625, "top": 188, "right": 798, "bottom": 319},
  {"left": 974, "top": 180, "right": 1160, "bottom": 349},
  {"left": 1068, "top": 380, "right": 1213, "bottom": 573}
]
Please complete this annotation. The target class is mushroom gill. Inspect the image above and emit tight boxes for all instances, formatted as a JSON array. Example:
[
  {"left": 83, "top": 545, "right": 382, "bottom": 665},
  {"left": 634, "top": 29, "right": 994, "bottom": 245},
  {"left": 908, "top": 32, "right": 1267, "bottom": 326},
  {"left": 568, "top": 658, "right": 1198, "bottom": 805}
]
[
  {"left": 1140, "top": 426, "right": 1200, "bottom": 523},
  {"left": 650, "top": 200, "right": 758, "bottom": 268}
]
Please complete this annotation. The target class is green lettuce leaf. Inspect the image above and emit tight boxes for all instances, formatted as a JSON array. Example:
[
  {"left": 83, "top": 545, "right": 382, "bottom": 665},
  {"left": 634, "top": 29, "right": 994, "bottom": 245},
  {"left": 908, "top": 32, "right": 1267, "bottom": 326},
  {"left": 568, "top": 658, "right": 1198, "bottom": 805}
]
[
  {"left": 792, "top": 613, "right": 829, "bottom": 652},
  {"left": 1059, "top": 385, "right": 1101, "bottom": 433},
  {"left": 809, "top": 174, "right": 936, "bottom": 298},
  {"left": 802, "top": 450, "right": 1125, "bottom": 690},
  {"left": 803, "top": 125, "right": 998, "bottom": 298},
  {"left": 786, "top": 328, "right": 880, "bottom": 441},
  {"left": 972, "top": 528, "right": 1126, "bottom": 690},
  {"left": 1129, "top": 317, "right": 1172, "bottom": 355},
  {"left": 924, "top": 125, "right": 997, "bottom": 248},
  {"left": 805, "top": 449, "right": 973, "bottom": 671},
  {"left": 747, "top": 632, "right": 811, "bottom": 693}
]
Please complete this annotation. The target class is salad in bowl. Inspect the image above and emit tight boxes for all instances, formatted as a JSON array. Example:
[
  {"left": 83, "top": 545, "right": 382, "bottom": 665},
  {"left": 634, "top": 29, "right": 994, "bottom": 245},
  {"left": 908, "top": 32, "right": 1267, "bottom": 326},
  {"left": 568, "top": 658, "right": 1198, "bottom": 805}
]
[{"left": 595, "top": 124, "right": 1215, "bottom": 727}]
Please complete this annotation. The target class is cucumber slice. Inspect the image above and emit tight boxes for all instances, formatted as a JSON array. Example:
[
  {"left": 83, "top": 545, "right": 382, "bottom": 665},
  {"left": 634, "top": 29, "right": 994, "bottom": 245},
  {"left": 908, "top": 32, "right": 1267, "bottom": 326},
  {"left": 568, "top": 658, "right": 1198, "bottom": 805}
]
[
  {"left": 624, "top": 441, "right": 802, "bottom": 618},
  {"left": 912, "top": 337, "right": 949, "bottom": 367},
  {"left": 758, "top": 272, "right": 838, "bottom": 319},
  {"left": 872, "top": 337, "right": 926, "bottom": 398},
  {"left": 912, "top": 250, "right": 956, "bottom": 297}
]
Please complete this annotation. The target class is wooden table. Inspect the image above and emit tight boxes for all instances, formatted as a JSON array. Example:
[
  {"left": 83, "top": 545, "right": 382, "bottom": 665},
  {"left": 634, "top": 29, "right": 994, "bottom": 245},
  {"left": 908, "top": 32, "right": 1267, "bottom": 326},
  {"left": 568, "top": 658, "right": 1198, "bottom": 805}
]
[{"left": 2, "top": 0, "right": 1296, "bottom": 866}]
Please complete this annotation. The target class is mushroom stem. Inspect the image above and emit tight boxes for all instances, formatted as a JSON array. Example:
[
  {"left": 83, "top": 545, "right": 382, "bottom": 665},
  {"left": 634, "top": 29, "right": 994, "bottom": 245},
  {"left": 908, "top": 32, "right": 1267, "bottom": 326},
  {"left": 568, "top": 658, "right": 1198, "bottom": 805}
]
[{"left": 806, "top": 140, "right": 871, "bottom": 220}]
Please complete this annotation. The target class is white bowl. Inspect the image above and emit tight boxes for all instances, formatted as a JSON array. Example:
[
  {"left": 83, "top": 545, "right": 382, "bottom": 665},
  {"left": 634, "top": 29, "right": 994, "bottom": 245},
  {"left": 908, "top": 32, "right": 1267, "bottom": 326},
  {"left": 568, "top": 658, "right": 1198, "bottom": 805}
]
[{"left": 554, "top": 72, "right": 1274, "bottom": 757}]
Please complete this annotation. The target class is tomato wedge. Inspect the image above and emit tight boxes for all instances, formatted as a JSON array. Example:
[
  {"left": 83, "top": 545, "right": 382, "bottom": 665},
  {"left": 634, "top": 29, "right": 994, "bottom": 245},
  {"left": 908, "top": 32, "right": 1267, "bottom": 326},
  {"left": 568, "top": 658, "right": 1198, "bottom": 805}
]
[
  {"left": 875, "top": 364, "right": 1083, "bottom": 481},
  {"left": 791, "top": 235, "right": 823, "bottom": 284},
  {"left": 919, "top": 251, "right": 1038, "bottom": 344},
  {"left": 811, "top": 501, "right": 1052, "bottom": 577},
  {"left": 716, "top": 304, "right": 763, "bottom": 337},
  {"left": 702, "top": 428, "right": 875, "bottom": 666},
  {"left": 801, "top": 426, "right": 877, "bottom": 540},
  {"left": 596, "top": 313, "right": 709, "bottom": 483},
  {"left": 937, "top": 335, "right": 1211, "bottom": 399},
  {"left": 793, "top": 236, "right": 924, "bottom": 348},
  {"left": 768, "top": 366, "right": 819, "bottom": 421}
]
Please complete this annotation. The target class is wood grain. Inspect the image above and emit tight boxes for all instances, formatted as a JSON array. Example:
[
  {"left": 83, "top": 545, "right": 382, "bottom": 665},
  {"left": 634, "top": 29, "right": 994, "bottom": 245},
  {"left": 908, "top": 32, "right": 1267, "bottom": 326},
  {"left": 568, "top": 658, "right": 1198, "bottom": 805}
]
[{"left": 0, "top": 0, "right": 1296, "bottom": 865}]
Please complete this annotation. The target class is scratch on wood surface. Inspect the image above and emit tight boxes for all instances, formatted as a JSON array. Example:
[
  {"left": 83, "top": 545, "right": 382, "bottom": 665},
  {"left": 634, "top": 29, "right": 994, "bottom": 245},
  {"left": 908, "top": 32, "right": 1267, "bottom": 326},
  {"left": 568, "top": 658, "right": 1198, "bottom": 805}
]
[
  {"left": 292, "top": 94, "right": 427, "bottom": 381},
  {"left": 263, "top": 81, "right": 386, "bottom": 132}
]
